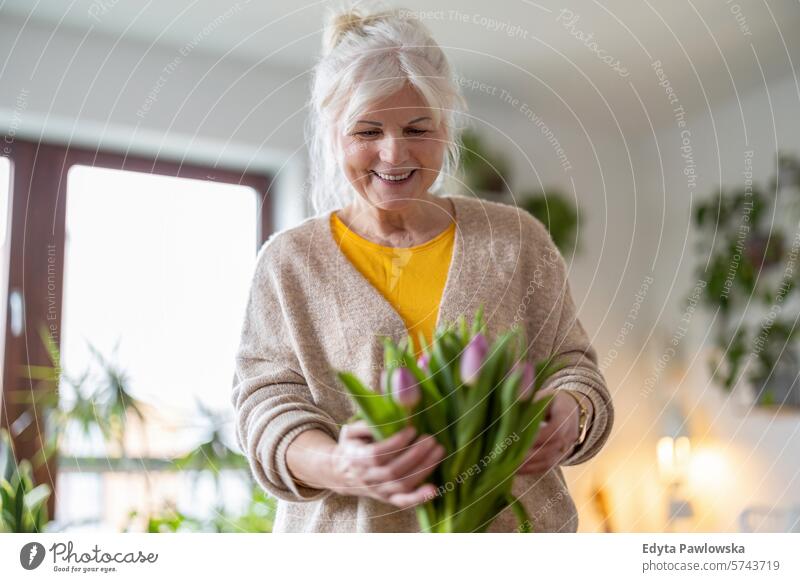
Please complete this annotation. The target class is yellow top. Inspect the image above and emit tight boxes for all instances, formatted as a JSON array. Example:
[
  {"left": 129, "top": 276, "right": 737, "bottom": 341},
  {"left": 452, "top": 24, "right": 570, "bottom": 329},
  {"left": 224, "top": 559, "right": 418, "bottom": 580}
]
[{"left": 331, "top": 212, "right": 455, "bottom": 347}]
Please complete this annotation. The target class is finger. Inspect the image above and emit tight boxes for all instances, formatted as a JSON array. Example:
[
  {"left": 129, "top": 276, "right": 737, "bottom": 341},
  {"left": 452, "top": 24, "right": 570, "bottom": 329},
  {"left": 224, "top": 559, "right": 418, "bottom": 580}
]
[
  {"left": 520, "top": 454, "right": 567, "bottom": 474},
  {"left": 518, "top": 461, "right": 554, "bottom": 475},
  {"left": 524, "top": 432, "right": 569, "bottom": 460},
  {"left": 522, "top": 445, "right": 561, "bottom": 471},
  {"left": 387, "top": 483, "right": 438, "bottom": 509},
  {"left": 529, "top": 421, "right": 560, "bottom": 449},
  {"left": 530, "top": 404, "right": 576, "bottom": 449},
  {"left": 365, "top": 436, "right": 440, "bottom": 484},
  {"left": 377, "top": 442, "right": 445, "bottom": 495},
  {"left": 520, "top": 443, "right": 573, "bottom": 474},
  {"left": 340, "top": 420, "right": 373, "bottom": 440},
  {"left": 368, "top": 426, "right": 418, "bottom": 464}
]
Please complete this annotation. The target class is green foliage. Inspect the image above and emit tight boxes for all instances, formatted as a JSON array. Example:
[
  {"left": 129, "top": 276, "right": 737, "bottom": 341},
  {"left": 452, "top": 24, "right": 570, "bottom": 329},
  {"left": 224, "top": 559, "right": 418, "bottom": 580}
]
[
  {"left": 518, "top": 190, "right": 580, "bottom": 255},
  {"left": 126, "top": 484, "right": 276, "bottom": 533},
  {"left": 337, "top": 307, "right": 564, "bottom": 532},
  {"left": 16, "top": 327, "right": 148, "bottom": 464},
  {"left": 0, "top": 430, "right": 51, "bottom": 533},
  {"left": 171, "top": 401, "right": 249, "bottom": 484},
  {"left": 692, "top": 153, "right": 800, "bottom": 403},
  {"left": 459, "top": 129, "right": 511, "bottom": 194}
]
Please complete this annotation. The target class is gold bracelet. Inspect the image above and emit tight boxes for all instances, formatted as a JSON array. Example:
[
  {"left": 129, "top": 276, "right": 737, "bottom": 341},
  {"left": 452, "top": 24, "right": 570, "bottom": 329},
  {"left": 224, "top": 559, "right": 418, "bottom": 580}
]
[{"left": 561, "top": 389, "right": 590, "bottom": 448}]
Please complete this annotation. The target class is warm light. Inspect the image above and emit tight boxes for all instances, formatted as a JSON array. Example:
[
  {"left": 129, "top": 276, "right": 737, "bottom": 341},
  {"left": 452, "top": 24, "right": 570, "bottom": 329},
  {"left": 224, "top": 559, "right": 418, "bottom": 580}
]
[
  {"left": 657, "top": 436, "right": 675, "bottom": 483},
  {"left": 675, "top": 436, "right": 691, "bottom": 473},
  {"left": 657, "top": 436, "right": 692, "bottom": 484},
  {"left": 688, "top": 445, "right": 730, "bottom": 491}
]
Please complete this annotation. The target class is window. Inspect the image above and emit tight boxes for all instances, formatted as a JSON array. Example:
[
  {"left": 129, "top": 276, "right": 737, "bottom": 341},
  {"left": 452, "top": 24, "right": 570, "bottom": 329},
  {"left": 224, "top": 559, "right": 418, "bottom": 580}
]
[
  {"left": 1, "top": 141, "right": 272, "bottom": 532},
  {"left": 0, "top": 156, "right": 10, "bottom": 387},
  {"left": 54, "top": 165, "right": 259, "bottom": 530},
  {"left": 62, "top": 166, "right": 258, "bottom": 432}
]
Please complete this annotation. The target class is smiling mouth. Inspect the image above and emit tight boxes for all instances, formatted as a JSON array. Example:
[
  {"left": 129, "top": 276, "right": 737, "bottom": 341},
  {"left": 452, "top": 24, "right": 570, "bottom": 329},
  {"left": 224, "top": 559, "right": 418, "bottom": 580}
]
[{"left": 371, "top": 169, "right": 416, "bottom": 184}]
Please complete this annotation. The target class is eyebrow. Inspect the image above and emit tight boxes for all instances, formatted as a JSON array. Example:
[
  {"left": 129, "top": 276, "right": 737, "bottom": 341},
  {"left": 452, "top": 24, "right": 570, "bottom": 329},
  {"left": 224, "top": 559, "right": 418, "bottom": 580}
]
[{"left": 353, "top": 116, "right": 432, "bottom": 127}]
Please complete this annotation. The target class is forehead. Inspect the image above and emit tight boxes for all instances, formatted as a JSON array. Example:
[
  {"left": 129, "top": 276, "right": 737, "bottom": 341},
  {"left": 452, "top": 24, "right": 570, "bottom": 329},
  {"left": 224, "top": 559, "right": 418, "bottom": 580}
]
[{"left": 358, "top": 85, "right": 434, "bottom": 121}]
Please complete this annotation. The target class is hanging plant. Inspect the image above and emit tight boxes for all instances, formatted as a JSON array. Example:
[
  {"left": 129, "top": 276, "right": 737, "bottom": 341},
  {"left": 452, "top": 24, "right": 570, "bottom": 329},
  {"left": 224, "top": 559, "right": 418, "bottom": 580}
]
[{"left": 691, "top": 152, "right": 800, "bottom": 406}]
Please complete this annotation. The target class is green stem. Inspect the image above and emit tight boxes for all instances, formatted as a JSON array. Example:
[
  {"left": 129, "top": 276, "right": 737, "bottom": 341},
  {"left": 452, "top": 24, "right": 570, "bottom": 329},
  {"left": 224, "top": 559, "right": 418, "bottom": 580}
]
[
  {"left": 507, "top": 493, "right": 533, "bottom": 533},
  {"left": 416, "top": 504, "right": 433, "bottom": 533}
]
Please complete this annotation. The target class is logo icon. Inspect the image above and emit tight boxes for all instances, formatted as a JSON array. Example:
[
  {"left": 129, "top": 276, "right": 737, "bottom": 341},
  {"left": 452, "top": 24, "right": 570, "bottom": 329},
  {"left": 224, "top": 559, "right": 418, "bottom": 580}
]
[{"left": 20, "top": 542, "right": 46, "bottom": 570}]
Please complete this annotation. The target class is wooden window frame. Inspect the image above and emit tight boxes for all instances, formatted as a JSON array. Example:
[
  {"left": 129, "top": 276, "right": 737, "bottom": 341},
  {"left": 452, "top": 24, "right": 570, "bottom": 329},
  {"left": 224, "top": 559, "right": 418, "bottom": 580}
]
[{"left": 0, "top": 138, "right": 273, "bottom": 520}]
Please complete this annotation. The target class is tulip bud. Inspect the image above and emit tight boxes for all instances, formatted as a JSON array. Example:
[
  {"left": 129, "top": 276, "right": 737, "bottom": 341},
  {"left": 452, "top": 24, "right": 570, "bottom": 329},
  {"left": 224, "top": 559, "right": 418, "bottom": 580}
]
[
  {"left": 417, "top": 353, "right": 430, "bottom": 372},
  {"left": 392, "top": 367, "right": 420, "bottom": 408},
  {"left": 460, "top": 333, "right": 489, "bottom": 386},
  {"left": 516, "top": 362, "right": 536, "bottom": 400}
]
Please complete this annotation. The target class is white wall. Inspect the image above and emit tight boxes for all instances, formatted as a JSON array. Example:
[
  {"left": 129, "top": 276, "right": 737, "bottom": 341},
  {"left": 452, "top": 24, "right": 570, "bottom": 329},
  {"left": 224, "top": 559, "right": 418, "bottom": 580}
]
[
  {"left": 462, "top": 69, "right": 800, "bottom": 532},
  {"left": 0, "top": 16, "right": 309, "bottom": 230},
  {"left": 624, "top": 72, "right": 800, "bottom": 532}
]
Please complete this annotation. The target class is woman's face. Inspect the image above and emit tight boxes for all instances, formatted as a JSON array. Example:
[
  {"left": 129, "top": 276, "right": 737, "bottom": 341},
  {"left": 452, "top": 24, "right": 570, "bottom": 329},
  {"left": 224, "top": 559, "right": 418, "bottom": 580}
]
[{"left": 338, "top": 84, "right": 446, "bottom": 212}]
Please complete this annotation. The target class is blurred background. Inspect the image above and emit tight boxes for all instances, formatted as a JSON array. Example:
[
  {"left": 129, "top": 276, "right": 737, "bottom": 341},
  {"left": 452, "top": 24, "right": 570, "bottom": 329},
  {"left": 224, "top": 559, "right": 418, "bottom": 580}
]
[{"left": 1, "top": 0, "right": 800, "bottom": 533}]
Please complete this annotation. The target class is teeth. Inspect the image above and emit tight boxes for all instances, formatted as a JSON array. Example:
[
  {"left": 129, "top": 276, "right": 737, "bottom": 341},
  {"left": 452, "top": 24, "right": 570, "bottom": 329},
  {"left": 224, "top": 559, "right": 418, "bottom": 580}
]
[{"left": 375, "top": 170, "right": 412, "bottom": 181}]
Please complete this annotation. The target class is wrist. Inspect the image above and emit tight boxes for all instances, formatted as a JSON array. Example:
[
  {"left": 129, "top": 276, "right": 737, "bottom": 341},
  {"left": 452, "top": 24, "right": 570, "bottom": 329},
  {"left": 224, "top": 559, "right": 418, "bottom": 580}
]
[
  {"left": 561, "top": 389, "right": 591, "bottom": 448},
  {"left": 286, "top": 429, "right": 339, "bottom": 491},
  {"left": 319, "top": 439, "right": 343, "bottom": 493}
]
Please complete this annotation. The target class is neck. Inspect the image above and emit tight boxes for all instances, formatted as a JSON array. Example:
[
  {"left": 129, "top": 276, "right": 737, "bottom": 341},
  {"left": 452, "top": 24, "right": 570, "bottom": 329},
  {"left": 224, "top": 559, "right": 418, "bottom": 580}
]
[{"left": 339, "top": 193, "right": 453, "bottom": 246}]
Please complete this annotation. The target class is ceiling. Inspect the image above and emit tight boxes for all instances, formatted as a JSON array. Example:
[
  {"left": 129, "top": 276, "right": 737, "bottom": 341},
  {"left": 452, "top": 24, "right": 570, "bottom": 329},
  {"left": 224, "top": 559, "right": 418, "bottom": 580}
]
[{"left": 2, "top": 0, "right": 799, "bottom": 132}]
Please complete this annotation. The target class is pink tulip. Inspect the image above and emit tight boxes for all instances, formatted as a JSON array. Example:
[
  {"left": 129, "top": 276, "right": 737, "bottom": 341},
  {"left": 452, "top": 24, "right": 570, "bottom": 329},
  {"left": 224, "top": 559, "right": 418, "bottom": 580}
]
[
  {"left": 460, "top": 333, "right": 489, "bottom": 386},
  {"left": 392, "top": 367, "right": 420, "bottom": 408},
  {"left": 516, "top": 362, "right": 536, "bottom": 400},
  {"left": 417, "top": 353, "right": 430, "bottom": 372}
]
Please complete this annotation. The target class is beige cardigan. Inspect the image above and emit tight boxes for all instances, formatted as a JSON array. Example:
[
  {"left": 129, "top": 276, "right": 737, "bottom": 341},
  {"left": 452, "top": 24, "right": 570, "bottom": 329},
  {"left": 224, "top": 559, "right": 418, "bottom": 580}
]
[{"left": 231, "top": 194, "right": 613, "bottom": 532}]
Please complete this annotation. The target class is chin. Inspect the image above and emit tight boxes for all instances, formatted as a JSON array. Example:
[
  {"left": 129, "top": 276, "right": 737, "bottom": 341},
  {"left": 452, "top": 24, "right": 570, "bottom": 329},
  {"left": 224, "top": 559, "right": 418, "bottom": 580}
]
[{"left": 368, "top": 191, "right": 423, "bottom": 211}]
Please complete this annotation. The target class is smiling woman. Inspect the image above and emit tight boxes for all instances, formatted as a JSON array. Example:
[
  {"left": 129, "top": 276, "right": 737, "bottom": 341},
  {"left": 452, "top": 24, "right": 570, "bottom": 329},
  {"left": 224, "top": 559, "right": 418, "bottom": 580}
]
[
  {"left": 231, "top": 6, "right": 613, "bottom": 533},
  {"left": 335, "top": 84, "right": 454, "bottom": 248},
  {"left": 306, "top": 8, "right": 466, "bottom": 217}
]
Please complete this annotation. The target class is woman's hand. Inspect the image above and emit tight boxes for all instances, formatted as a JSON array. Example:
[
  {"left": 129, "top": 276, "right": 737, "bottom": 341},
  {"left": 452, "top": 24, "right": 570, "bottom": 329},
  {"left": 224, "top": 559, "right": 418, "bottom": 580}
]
[
  {"left": 516, "top": 388, "right": 583, "bottom": 475},
  {"left": 328, "top": 420, "right": 446, "bottom": 508}
]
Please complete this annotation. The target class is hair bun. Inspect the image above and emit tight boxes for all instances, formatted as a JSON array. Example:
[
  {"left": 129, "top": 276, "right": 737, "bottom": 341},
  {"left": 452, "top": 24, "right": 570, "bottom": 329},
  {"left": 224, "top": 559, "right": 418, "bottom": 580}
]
[{"left": 323, "top": 9, "right": 384, "bottom": 56}]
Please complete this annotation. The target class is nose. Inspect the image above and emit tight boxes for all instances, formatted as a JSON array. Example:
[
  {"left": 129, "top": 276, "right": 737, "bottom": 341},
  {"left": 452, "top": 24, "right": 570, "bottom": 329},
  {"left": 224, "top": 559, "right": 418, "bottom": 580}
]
[{"left": 378, "top": 134, "right": 409, "bottom": 165}]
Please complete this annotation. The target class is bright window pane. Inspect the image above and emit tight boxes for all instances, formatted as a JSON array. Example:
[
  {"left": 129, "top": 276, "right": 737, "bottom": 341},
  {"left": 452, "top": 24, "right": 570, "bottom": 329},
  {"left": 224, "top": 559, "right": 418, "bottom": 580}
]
[
  {"left": 0, "top": 156, "right": 10, "bottom": 385},
  {"left": 60, "top": 166, "right": 258, "bottom": 456},
  {"left": 0, "top": 156, "right": 9, "bottom": 243}
]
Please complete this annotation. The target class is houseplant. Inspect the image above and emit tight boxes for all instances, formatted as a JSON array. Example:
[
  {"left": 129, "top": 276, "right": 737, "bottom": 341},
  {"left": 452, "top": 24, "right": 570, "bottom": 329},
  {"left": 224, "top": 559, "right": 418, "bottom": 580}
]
[{"left": 691, "top": 153, "right": 800, "bottom": 406}]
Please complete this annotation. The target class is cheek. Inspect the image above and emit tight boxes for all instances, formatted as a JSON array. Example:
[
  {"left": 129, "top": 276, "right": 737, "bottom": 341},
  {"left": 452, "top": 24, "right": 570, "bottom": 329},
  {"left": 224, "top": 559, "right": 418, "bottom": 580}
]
[
  {"left": 414, "top": 141, "right": 446, "bottom": 177},
  {"left": 341, "top": 139, "right": 376, "bottom": 175}
]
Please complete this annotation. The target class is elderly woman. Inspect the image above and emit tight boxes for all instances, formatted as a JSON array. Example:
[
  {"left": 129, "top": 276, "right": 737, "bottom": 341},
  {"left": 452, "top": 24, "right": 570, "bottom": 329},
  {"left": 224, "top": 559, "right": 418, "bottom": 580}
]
[{"left": 232, "top": 8, "right": 613, "bottom": 533}]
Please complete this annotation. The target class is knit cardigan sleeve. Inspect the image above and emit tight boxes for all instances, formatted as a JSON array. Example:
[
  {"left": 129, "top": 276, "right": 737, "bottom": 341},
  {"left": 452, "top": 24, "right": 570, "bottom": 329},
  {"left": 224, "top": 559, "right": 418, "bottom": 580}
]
[
  {"left": 538, "top": 235, "right": 614, "bottom": 467},
  {"left": 231, "top": 243, "right": 340, "bottom": 503}
]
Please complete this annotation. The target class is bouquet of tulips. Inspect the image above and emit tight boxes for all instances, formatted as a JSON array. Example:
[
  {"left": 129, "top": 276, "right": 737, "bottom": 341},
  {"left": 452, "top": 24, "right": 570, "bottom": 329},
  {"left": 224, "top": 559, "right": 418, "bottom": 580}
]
[{"left": 336, "top": 307, "right": 567, "bottom": 533}]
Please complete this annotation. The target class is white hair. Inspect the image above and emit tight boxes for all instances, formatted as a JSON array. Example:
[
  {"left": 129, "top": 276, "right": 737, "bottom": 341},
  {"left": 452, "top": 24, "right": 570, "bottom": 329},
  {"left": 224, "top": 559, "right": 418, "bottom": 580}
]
[{"left": 306, "top": 6, "right": 468, "bottom": 215}]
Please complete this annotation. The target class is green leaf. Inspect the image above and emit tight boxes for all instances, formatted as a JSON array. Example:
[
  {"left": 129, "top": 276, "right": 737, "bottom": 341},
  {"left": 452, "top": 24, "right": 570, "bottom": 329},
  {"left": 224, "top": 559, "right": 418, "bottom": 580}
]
[
  {"left": 416, "top": 504, "right": 434, "bottom": 533},
  {"left": 458, "top": 315, "right": 469, "bottom": 345},
  {"left": 404, "top": 355, "right": 451, "bottom": 449},
  {"left": 457, "top": 332, "right": 516, "bottom": 448},
  {"left": 337, "top": 371, "right": 405, "bottom": 438},
  {"left": 507, "top": 493, "right": 532, "bottom": 533},
  {"left": 14, "top": 477, "right": 25, "bottom": 531},
  {"left": 24, "top": 484, "right": 51, "bottom": 514},
  {"left": 471, "top": 304, "right": 486, "bottom": 337}
]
